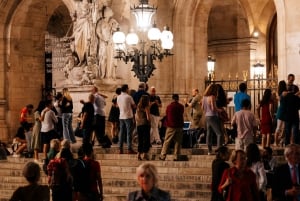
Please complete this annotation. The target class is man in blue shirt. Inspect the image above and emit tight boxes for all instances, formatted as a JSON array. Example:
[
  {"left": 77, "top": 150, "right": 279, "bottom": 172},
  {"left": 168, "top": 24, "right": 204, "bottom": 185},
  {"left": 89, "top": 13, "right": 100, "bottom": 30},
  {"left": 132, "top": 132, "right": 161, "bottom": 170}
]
[{"left": 234, "top": 83, "right": 251, "bottom": 112}]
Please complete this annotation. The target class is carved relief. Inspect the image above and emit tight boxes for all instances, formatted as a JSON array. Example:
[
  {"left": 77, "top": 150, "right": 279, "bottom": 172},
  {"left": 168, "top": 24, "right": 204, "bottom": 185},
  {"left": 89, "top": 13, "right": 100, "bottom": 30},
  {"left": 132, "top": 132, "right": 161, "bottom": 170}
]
[{"left": 51, "top": 0, "right": 120, "bottom": 87}]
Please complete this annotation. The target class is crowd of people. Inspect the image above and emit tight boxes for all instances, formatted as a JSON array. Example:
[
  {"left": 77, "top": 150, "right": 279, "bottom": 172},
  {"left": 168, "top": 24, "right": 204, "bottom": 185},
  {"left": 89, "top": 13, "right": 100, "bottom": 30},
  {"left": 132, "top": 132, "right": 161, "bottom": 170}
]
[
  {"left": 12, "top": 73, "right": 300, "bottom": 159},
  {"left": 8, "top": 73, "right": 300, "bottom": 200}
]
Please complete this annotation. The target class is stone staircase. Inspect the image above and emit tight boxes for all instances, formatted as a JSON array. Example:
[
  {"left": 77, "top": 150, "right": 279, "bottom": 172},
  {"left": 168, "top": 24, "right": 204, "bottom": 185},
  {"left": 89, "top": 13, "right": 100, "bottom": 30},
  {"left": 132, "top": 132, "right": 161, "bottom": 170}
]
[{"left": 0, "top": 145, "right": 285, "bottom": 201}]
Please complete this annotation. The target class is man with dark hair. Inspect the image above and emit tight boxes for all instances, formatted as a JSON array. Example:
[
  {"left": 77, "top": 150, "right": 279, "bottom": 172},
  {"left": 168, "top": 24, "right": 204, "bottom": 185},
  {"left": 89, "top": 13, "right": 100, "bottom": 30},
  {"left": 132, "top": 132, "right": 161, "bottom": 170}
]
[
  {"left": 234, "top": 82, "right": 251, "bottom": 112},
  {"left": 231, "top": 99, "right": 257, "bottom": 151},
  {"left": 117, "top": 84, "right": 136, "bottom": 154},
  {"left": 159, "top": 94, "right": 184, "bottom": 161},
  {"left": 287, "top": 73, "right": 299, "bottom": 94},
  {"left": 81, "top": 93, "right": 95, "bottom": 145},
  {"left": 79, "top": 143, "right": 103, "bottom": 201},
  {"left": 283, "top": 85, "right": 300, "bottom": 145},
  {"left": 133, "top": 82, "right": 149, "bottom": 105}
]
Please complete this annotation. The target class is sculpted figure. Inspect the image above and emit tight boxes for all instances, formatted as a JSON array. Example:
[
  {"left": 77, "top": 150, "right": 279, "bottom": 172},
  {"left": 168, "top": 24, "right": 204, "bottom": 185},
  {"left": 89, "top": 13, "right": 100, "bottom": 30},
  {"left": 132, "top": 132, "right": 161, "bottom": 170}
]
[
  {"left": 96, "top": 6, "right": 119, "bottom": 79},
  {"left": 72, "top": 0, "right": 92, "bottom": 66}
]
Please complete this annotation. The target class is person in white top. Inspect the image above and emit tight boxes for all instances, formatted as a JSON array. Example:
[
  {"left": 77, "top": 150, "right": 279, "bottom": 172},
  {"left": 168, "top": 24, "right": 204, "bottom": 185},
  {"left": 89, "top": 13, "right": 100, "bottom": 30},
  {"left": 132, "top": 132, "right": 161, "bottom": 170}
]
[
  {"left": 231, "top": 99, "right": 257, "bottom": 151},
  {"left": 117, "top": 84, "right": 136, "bottom": 154},
  {"left": 40, "top": 100, "right": 58, "bottom": 159}
]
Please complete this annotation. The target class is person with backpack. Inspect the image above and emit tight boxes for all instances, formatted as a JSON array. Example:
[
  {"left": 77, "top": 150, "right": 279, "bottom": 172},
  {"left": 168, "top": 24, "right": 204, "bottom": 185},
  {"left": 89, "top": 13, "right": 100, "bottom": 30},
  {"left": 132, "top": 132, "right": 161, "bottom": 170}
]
[
  {"left": 47, "top": 144, "right": 73, "bottom": 201},
  {"left": 43, "top": 138, "right": 60, "bottom": 175},
  {"left": 79, "top": 143, "right": 103, "bottom": 201}
]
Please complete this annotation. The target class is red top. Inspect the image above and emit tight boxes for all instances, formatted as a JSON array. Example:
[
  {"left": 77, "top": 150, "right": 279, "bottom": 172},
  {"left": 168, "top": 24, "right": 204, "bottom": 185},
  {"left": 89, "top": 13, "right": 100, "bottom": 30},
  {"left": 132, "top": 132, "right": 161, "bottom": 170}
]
[
  {"left": 83, "top": 157, "right": 102, "bottom": 193},
  {"left": 20, "top": 107, "right": 28, "bottom": 123},
  {"left": 218, "top": 167, "right": 259, "bottom": 201},
  {"left": 165, "top": 101, "right": 184, "bottom": 128}
]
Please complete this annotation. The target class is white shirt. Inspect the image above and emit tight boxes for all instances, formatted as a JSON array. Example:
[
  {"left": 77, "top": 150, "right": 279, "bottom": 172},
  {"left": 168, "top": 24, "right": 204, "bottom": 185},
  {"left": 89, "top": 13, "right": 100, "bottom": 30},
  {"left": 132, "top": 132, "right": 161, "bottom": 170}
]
[
  {"left": 117, "top": 92, "right": 135, "bottom": 119},
  {"left": 53, "top": 100, "right": 62, "bottom": 118},
  {"left": 94, "top": 93, "right": 106, "bottom": 116},
  {"left": 251, "top": 161, "right": 267, "bottom": 191},
  {"left": 41, "top": 108, "right": 58, "bottom": 132}
]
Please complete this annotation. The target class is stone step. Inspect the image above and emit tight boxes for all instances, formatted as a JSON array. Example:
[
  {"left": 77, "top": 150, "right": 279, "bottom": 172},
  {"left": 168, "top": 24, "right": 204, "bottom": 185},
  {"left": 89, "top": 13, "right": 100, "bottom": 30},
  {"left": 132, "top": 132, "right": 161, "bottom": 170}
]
[{"left": 0, "top": 145, "right": 286, "bottom": 201}]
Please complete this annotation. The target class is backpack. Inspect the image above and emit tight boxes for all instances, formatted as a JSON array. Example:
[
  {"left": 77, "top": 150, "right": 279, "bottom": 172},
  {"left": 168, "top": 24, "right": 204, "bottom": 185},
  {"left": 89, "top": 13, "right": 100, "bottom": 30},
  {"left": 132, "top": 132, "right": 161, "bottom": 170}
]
[
  {"left": 71, "top": 158, "right": 91, "bottom": 193},
  {"left": 47, "top": 158, "right": 68, "bottom": 188}
]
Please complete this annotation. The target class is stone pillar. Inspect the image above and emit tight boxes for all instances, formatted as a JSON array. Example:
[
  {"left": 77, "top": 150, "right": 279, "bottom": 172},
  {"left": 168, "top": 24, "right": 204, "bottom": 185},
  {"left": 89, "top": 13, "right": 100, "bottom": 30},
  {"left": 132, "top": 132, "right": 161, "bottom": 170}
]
[
  {"left": 0, "top": 99, "right": 8, "bottom": 142},
  {"left": 275, "top": 0, "right": 300, "bottom": 82}
]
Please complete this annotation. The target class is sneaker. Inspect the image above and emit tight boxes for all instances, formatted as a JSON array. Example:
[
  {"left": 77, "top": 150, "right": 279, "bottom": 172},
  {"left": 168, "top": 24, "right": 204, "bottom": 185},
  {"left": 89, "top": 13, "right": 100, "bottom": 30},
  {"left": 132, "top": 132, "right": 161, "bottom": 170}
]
[
  {"left": 207, "top": 152, "right": 212, "bottom": 156},
  {"left": 12, "top": 153, "right": 20, "bottom": 158},
  {"left": 159, "top": 155, "right": 166, "bottom": 161},
  {"left": 128, "top": 149, "right": 137, "bottom": 154},
  {"left": 119, "top": 150, "right": 124, "bottom": 154}
]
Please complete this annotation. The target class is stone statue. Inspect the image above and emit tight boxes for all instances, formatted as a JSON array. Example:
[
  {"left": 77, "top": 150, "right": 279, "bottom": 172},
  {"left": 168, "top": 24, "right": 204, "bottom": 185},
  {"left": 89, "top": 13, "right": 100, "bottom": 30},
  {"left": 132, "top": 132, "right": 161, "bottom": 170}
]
[
  {"left": 96, "top": 6, "right": 119, "bottom": 79},
  {"left": 65, "top": 1, "right": 119, "bottom": 85},
  {"left": 72, "top": 0, "right": 92, "bottom": 66}
]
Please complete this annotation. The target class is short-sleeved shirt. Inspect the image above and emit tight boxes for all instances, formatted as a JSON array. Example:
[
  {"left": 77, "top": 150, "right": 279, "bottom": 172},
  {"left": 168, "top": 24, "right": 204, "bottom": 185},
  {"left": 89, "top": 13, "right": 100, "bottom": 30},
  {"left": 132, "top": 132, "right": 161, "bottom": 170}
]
[
  {"left": 20, "top": 107, "right": 28, "bottom": 123},
  {"left": 231, "top": 109, "right": 257, "bottom": 139},
  {"left": 117, "top": 92, "right": 135, "bottom": 119},
  {"left": 149, "top": 95, "right": 161, "bottom": 116},
  {"left": 41, "top": 109, "right": 58, "bottom": 132},
  {"left": 82, "top": 102, "right": 94, "bottom": 128},
  {"left": 234, "top": 92, "right": 251, "bottom": 112},
  {"left": 93, "top": 93, "right": 106, "bottom": 116}
]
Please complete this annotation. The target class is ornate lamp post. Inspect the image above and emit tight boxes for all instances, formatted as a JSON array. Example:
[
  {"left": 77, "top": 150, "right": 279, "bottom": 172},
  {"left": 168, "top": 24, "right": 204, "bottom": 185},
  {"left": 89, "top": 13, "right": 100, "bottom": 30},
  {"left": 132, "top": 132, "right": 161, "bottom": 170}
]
[
  {"left": 112, "top": 0, "right": 174, "bottom": 83},
  {"left": 207, "top": 55, "right": 216, "bottom": 83}
]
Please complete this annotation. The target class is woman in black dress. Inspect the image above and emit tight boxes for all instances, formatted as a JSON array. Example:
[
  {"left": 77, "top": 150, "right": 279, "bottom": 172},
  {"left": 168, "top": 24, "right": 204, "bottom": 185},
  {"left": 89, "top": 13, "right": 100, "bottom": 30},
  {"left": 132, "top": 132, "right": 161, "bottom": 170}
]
[{"left": 108, "top": 87, "right": 121, "bottom": 143}]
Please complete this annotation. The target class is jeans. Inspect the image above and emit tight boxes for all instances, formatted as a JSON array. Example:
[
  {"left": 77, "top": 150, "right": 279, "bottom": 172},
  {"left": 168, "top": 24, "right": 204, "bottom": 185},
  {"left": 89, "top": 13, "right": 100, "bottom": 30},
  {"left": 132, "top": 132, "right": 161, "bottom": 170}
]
[
  {"left": 206, "top": 116, "right": 223, "bottom": 152},
  {"left": 119, "top": 118, "right": 134, "bottom": 150},
  {"left": 62, "top": 113, "right": 76, "bottom": 143},
  {"left": 285, "top": 121, "right": 299, "bottom": 145},
  {"left": 25, "top": 130, "right": 32, "bottom": 152}
]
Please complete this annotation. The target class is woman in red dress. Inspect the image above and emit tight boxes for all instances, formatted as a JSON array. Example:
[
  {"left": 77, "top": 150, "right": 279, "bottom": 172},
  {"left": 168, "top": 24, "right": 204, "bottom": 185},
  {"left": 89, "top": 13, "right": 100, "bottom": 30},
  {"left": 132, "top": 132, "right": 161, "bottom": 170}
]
[{"left": 257, "top": 89, "right": 274, "bottom": 147}]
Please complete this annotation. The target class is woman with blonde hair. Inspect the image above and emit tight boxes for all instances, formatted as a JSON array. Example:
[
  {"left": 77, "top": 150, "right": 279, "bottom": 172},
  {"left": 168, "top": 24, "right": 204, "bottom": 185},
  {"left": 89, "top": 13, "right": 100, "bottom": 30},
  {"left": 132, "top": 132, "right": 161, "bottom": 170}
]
[
  {"left": 202, "top": 84, "right": 224, "bottom": 155},
  {"left": 61, "top": 88, "right": 76, "bottom": 143},
  {"left": 127, "top": 162, "right": 170, "bottom": 201},
  {"left": 218, "top": 150, "right": 259, "bottom": 201}
]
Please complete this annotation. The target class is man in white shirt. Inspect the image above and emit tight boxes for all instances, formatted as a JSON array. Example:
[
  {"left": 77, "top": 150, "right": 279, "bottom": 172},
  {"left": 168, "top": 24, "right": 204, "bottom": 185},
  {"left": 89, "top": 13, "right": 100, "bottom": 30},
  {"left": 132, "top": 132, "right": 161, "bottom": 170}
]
[
  {"left": 40, "top": 100, "right": 58, "bottom": 159},
  {"left": 117, "top": 84, "right": 136, "bottom": 154}
]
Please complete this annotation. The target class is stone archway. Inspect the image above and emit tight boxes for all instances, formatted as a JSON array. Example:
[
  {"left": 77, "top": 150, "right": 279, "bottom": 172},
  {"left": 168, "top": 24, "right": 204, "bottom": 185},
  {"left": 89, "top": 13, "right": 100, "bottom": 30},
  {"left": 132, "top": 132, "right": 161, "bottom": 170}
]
[{"left": 1, "top": 0, "right": 73, "bottom": 141}]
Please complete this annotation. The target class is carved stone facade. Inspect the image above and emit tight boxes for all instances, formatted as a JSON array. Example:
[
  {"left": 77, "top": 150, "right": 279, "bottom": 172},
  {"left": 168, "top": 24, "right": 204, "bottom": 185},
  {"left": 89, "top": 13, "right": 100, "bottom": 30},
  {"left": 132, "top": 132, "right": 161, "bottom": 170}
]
[{"left": 0, "top": 0, "right": 299, "bottom": 142}]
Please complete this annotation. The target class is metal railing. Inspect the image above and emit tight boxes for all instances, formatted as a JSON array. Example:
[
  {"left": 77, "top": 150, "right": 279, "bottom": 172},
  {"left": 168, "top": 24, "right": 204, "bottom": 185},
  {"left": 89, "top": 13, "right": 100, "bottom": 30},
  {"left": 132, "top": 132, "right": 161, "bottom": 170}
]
[{"left": 205, "top": 77, "right": 278, "bottom": 120}]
